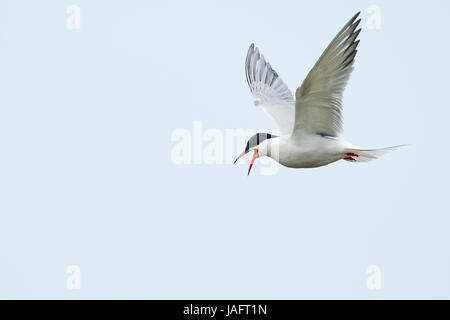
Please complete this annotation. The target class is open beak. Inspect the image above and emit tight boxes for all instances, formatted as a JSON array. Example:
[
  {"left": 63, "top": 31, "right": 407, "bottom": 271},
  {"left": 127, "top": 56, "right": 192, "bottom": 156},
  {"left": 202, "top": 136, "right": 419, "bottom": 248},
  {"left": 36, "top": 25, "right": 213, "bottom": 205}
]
[
  {"left": 234, "top": 149, "right": 259, "bottom": 175},
  {"left": 233, "top": 150, "right": 250, "bottom": 164},
  {"left": 247, "top": 149, "right": 259, "bottom": 176}
]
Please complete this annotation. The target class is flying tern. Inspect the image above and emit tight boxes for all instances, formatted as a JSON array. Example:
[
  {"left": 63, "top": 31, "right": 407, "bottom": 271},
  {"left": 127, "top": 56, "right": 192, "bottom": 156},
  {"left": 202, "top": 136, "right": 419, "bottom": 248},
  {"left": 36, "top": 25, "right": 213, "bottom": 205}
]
[{"left": 234, "top": 12, "right": 403, "bottom": 175}]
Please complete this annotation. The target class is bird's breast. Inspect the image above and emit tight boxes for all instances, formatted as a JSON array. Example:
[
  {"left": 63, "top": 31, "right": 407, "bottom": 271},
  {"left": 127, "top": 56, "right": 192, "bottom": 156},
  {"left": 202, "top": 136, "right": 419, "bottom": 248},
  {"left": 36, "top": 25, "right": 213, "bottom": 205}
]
[{"left": 275, "top": 136, "right": 343, "bottom": 168}]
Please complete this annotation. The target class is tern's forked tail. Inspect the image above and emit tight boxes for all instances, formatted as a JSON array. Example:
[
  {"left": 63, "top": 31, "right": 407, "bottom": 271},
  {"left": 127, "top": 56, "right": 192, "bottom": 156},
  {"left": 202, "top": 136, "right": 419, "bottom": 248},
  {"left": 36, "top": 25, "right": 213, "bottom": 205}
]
[{"left": 343, "top": 145, "right": 406, "bottom": 162}]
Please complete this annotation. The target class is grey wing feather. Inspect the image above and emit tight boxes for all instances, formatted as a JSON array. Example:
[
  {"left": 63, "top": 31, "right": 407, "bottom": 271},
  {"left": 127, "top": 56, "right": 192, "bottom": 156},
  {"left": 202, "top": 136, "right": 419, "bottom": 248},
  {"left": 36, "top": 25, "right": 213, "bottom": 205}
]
[
  {"left": 245, "top": 44, "right": 295, "bottom": 135},
  {"left": 293, "top": 12, "right": 362, "bottom": 137}
]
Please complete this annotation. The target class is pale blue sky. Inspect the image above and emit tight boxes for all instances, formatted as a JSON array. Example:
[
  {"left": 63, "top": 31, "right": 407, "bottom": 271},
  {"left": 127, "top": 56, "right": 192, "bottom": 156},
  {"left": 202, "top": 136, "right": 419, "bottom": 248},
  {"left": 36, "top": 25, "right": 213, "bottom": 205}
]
[{"left": 0, "top": 0, "right": 449, "bottom": 299}]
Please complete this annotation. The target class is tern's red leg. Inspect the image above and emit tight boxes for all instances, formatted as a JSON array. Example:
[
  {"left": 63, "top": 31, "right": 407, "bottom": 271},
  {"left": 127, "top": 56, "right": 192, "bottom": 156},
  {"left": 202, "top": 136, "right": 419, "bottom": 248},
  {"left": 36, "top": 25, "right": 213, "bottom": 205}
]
[
  {"left": 346, "top": 152, "right": 359, "bottom": 157},
  {"left": 344, "top": 157, "right": 356, "bottom": 161}
]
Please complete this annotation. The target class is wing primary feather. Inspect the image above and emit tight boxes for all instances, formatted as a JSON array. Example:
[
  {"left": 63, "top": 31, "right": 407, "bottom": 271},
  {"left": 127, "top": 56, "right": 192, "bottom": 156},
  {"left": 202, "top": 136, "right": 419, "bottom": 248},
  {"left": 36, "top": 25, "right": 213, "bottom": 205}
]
[
  {"left": 342, "top": 50, "right": 357, "bottom": 70},
  {"left": 312, "top": 12, "right": 361, "bottom": 68},
  {"left": 292, "top": 12, "right": 362, "bottom": 137},
  {"left": 245, "top": 43, "right": 254, "bottom": 89},
  {"left": 244, "top": 43, "right": 295, "bottom": 135}
]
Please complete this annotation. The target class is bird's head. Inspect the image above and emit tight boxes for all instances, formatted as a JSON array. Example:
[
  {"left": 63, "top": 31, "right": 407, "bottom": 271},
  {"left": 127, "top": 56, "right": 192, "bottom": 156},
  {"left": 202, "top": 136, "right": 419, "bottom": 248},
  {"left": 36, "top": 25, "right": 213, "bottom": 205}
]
[{"left": 233, "top": 133, "right": 278, "bottom": 175}]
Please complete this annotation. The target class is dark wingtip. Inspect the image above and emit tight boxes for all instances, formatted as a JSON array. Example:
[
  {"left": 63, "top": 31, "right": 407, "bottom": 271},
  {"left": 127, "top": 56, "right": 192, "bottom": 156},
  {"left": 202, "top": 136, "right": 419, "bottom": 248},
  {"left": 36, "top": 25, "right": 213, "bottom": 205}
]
[{"left": 349, "top": 11, "right": 361, "bottom": 25}]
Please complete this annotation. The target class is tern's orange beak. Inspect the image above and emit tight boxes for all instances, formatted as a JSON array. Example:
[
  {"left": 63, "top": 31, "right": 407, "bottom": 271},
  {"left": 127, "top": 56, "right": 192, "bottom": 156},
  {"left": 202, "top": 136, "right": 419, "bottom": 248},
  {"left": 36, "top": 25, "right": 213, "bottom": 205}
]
[
  {"left": 233, "top": 149, "right": 250, "bottom": 164},
  {"left": 247, "top": 149, "right": 259, "bottom": 176}
]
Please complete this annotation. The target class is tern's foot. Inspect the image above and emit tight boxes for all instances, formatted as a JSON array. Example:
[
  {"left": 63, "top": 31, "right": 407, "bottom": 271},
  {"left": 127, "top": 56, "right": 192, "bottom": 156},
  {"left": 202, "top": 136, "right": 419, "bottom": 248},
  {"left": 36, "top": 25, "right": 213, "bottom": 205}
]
[{"left": 344, "top": 152, "right": 359, "bottom": 161}]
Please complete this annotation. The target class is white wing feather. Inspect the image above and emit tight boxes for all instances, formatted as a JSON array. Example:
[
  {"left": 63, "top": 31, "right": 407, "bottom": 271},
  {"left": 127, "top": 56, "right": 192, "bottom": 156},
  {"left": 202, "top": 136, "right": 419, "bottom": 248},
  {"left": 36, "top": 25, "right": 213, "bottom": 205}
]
[
  {"left": 293, "top": 12, "right": 362, "bottom": 137},
  {"left": 245, "top": 44, "right": 295, "bottom": 135}
]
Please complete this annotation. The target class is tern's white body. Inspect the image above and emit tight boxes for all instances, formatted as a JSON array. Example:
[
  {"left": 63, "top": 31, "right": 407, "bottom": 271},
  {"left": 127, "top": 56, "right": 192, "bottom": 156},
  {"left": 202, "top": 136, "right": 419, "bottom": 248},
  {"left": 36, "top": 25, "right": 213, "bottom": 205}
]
[
  {"left": 260, "top": 135, "right": 352, "bottom": 168},
  {"left": 236, "top": 12, "right": 402, "bottom": 174}
]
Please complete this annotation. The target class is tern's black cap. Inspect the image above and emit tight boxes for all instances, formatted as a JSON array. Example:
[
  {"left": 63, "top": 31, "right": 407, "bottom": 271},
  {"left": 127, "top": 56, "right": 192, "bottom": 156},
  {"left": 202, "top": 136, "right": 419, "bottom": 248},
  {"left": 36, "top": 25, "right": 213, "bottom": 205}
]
[{"left": 245, "top": 133, "right": 277, "bottom": 151}]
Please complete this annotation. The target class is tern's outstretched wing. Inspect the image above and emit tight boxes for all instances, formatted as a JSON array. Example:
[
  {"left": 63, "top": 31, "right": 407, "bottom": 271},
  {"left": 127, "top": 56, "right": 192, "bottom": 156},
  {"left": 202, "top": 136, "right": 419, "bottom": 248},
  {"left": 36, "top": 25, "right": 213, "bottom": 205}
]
[
  {"left": 245, "top": 44, "right": 295, "bottom": 135},
  {"left": 292, "top": 12, "right": 361, "bottom": 137}
]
